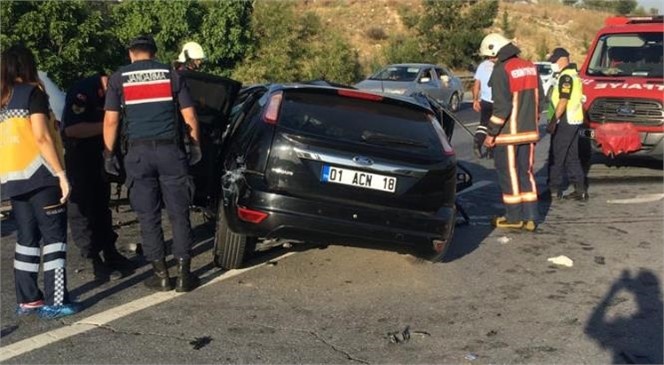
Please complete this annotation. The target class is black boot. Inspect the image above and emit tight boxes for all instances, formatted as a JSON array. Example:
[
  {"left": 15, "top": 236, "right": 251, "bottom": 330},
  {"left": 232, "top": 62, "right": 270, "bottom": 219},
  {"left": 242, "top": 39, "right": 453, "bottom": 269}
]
[
  {"left": 144, "top": 259, "right": 173, "bottom": 291},
  {"left": 175, "top": 258, "right": 199, "bottom": 293}
]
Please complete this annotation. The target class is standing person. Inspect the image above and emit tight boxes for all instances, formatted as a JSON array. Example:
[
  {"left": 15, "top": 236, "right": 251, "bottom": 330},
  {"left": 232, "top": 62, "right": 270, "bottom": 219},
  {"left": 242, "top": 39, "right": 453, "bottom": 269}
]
[
  {"left": 472, "top": 52, "right": 497, "bottom": 159},
  {"left": 546, "top": 48, "right": 588, "bottom": 201},
  {"left": 62, "top": 73, "right": 133, "bottom": 280},
  {"left": 480, "top": 33, "right": 544, "bottom": 232},
  {"left": 0, "top": 45, "right": 79, "bottom": 318},
  {"left": 103, "top": 35, "right": 202, "bottom": 292},
  {"left": 173, "top": 41, "right": 206, "bottom": 72}
]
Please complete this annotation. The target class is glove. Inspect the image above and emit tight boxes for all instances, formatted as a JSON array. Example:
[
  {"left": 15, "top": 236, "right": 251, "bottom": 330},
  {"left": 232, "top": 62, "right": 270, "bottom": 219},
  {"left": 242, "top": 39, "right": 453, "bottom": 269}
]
[
  {"left": 188, "top": 144, "right": 202, "bottom": 166},
  {"left": 547, "top": 116, "right": 559, "bottom": 135},
  {"left": 55, "top": 171, "right": 70, "bottom": 204},
  {"left": 104, "top": 154, "right": 120, "bottom": 176}
]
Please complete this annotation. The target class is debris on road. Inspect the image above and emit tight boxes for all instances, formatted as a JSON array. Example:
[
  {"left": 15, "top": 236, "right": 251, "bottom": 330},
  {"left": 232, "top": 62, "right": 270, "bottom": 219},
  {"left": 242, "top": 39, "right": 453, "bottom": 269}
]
[
  {"left": 464, "top": 353, "right": 478, "bottom": 361},
  {"left": 388, "top": 326, "right": 411, "bottom": 344},
  {"left": 190, "top": 336, "right": 212, "bottom": 350},
  {"left": 594, "top": 256, "right": 606, "bottom": 265},
  {"left": 547, "top": 255, "right": 574, "bottom": 267},
  {"left": 497, "top": 236, "right": 511, "bottom": 244},
  {"left": 486, "top": 330, "right": 498, "bottom": 337}
]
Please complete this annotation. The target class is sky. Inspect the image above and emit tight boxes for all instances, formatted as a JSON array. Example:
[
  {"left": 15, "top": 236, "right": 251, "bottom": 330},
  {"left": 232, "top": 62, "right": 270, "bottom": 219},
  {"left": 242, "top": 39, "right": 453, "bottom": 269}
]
[{"left": 638, "top": 0, "right": 664, "bottom": 14}]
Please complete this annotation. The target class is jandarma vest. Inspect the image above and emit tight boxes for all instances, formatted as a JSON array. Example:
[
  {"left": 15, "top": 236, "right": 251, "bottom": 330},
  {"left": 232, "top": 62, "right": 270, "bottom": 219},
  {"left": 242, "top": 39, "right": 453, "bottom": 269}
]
[
  {"left": 0, "top": 84, "right": 62, "bottom": 200},
  {"left": 119, "top": 60, "right": 177, "bottom": 140},
  {"left": 549, "top": 67, "right": 584, "bottom": 125}
]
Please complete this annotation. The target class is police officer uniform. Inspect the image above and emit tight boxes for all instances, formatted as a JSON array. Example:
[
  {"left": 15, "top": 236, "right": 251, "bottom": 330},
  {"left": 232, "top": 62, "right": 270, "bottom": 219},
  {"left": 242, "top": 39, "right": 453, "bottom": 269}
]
[
  {"left": 546, "top": 48, "right": 587, "bottom": 201},
  {"left": 104, "top": 35, "right": 199, "bottom": 292},
  {"left": 63, "top": 74, "right": 131, "bottom": 279}
]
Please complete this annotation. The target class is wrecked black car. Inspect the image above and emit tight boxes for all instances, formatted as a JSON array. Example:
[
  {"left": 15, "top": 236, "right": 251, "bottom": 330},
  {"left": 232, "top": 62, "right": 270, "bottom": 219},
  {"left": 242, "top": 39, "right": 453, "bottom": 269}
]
[{"left": 182, "top": 72, "right": 460, "bottom": 269}]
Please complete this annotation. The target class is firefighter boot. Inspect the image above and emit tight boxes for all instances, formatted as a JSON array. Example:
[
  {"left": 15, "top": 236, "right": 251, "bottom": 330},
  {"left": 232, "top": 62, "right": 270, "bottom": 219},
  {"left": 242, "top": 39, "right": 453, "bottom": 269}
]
[
  {"left": 491, "top": 216, "right": 524, "bottom": 229},
  {"left": 144, "top": 259, "right": 173, "bottom": 291},
  {"left": 175, "top": 258, "right": 199, "bottom": 293}
]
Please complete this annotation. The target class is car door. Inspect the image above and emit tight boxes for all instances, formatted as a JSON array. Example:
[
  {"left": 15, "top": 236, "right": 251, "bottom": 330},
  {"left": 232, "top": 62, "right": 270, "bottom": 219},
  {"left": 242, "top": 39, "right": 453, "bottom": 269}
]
[
  {"left": 435, "top": 67, "right": 453, "bottom": 103},
  {"left": 415, "top": 67, "right": 445, "bottom": 102},
  {"left": 177, "top": 70, "right": 242, "bottom": 214}
]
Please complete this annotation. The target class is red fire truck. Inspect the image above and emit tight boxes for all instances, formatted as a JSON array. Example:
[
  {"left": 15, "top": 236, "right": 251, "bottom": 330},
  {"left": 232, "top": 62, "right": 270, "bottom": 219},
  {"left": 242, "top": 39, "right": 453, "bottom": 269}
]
[{"left": 580, "top": 16, "right": 664, "bottom": 160}]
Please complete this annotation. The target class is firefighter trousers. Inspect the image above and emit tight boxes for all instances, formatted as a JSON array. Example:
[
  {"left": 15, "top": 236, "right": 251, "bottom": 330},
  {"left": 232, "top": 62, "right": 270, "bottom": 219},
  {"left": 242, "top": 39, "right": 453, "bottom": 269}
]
[{"left": 493, "top": 143, "right": 539, "bottom": 222}]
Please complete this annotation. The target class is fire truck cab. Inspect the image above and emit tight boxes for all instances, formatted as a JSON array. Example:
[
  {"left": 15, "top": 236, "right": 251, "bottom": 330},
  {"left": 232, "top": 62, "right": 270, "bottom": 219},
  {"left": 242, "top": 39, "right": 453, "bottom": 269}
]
[{"left": 580, "top": 16, "right": 664, "bottom": 160}]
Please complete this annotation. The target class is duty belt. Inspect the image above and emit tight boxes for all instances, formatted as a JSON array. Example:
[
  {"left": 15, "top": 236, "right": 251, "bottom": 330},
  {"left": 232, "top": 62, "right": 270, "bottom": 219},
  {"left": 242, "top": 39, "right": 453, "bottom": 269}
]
[{"left": 127, "top": 139, "right": 176, "bottom": 147}]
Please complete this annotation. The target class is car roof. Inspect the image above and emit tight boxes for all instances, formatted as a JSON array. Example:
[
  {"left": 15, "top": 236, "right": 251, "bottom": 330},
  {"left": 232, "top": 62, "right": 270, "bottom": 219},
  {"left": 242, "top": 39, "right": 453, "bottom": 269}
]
[{"left": 384, "top": 63, "right": 439, "bottom": 68}]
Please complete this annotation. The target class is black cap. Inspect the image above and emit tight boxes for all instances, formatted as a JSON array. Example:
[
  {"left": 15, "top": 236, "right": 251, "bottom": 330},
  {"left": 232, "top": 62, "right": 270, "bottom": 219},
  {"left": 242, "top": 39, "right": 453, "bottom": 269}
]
[
  {"left": 547, "top": 47, "right": 570, "bottom": 63},
  {"left": 128, "top": 35, "right": 157, "bottom": 52}
]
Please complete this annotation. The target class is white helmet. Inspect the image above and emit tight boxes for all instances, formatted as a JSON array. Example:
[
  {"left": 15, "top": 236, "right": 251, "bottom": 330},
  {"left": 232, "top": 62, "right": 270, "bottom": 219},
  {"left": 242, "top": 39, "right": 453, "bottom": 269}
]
[
  {"left": 178, "top": 41, "right": 206, "bottom": 62},
  {"left": 479, "top": 33, "right": 511, "bottom": 57}
]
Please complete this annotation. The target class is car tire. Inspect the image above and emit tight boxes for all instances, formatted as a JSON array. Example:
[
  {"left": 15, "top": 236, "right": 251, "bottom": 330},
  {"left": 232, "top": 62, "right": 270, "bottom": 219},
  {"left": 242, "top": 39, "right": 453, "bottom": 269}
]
[
  {"left": 417, "top": 218, "right": 456, "bottom": 263},
  {"left": 449, "top": 92, "right": 460, "bottom": 112},
  {"left": 213, "top": 206, "right": 257, "bottom": 270}
]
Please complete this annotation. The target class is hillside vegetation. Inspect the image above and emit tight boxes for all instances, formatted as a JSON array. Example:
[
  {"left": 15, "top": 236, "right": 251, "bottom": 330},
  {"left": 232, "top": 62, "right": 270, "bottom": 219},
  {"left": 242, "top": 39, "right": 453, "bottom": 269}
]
[{"left": 297, "top": 0, "right": 614, "bottom": 76}]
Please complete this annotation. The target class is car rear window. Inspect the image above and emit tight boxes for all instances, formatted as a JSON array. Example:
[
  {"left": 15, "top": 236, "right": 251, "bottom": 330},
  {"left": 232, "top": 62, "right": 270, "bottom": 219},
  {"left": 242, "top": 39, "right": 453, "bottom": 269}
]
[{"left": 278, "top": 91, "right": 442, "bottom": 154}]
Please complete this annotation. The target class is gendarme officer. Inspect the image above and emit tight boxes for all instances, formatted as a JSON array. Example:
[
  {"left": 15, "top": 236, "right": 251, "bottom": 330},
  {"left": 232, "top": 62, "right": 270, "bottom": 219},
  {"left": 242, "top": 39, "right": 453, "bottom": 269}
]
[
  {"left": 102, "top": 35, "right": 202, "bottom": 292},
  {"left": 63, "top": 72, "right": 133, "bottom": 280}
]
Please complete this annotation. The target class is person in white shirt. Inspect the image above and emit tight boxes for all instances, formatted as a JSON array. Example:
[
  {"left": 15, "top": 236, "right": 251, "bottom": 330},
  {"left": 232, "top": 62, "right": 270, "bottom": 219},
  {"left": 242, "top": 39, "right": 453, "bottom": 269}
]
[{"left": 472, "top": 56, "right": 496, "bottom": 158}]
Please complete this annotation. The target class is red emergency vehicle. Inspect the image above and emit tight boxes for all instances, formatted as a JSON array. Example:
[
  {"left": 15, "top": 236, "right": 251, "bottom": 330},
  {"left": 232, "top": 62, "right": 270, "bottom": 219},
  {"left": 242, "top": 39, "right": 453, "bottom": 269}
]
[{"left": 580, "top": 16, "right": 663, "bottom": 160}]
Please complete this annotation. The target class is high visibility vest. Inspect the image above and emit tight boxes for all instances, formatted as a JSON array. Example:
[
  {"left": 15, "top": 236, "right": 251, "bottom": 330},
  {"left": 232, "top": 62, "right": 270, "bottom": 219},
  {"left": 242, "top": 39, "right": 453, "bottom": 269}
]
[
  {"left": 0, "top": 84, "right": 62, "bottom": 200},
  {"left": 549, "top": 67, "right": 584, "bottom": 125}
]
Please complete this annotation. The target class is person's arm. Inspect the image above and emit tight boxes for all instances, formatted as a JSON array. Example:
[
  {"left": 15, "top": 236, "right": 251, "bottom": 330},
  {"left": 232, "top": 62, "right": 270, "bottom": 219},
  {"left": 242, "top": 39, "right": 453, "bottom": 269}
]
[
  {"left": 472, "top": 79, "right": 481, "bottom": 112},
  {"left": 485, "top": 65, "right": 511, "bottom": 146},
  {"left": 65, "top": 122, "right": 103, "bottom": 139},
  {"left": 552, "top": 74, "right": 572, "bottom": 119},
  {"left": 103, "top": 111, "right": 120, "bottom": 156},
  {"left": 180, "top": 107, "right": 200, "bottom": 145}
]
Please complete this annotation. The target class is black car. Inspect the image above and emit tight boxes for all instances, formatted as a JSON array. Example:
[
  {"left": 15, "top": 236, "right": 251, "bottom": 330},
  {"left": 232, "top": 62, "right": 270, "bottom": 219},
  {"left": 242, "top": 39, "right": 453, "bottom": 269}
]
[{"left": 182, "top": 72, "right": 459, "bottom": 269}]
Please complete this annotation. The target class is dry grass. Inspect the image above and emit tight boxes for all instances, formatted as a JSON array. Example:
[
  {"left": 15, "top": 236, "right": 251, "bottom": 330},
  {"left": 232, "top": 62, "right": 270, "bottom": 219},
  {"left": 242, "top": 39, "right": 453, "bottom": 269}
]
[{"left": 296, "top": 0, "right": 612, "bottom": 72}]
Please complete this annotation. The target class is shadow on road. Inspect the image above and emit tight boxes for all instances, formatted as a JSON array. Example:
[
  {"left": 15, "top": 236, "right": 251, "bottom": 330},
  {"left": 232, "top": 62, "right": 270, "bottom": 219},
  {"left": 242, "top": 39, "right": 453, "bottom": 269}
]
[{"left": 584, "top": 269, "right": 663, "bottom": 364}]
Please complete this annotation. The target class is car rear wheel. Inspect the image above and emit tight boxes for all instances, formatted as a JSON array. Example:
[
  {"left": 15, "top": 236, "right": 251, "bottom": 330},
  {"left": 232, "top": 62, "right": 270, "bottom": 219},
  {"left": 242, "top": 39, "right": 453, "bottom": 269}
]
[
  {"left": 213, "top": 206, "right": 257, "bottom": 270},
  {"left": 449, "top": 92, "right": 460, "bottom": 112},
  {"left": 416, "top": 217, "right": 456, "bottom": 263}
]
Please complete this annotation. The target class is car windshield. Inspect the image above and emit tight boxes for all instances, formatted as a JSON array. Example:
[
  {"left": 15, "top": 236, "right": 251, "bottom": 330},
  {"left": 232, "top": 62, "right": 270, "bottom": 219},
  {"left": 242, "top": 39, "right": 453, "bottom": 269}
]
[
  {"left": 369, "top": 66, "right": 420, "bottom": 82},
  {"left": 536, "top": 64, "right": 552, "bottom": 76},
  {"left": 278, "top": 91, "right": 442, "bottom": 156},
  {"left": 586, "top": 32, "right": 663, "bottom": 78}
]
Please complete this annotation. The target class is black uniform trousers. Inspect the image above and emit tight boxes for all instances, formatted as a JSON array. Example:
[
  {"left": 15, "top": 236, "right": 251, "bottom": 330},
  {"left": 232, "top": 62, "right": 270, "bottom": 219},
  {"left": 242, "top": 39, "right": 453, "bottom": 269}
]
[
  {"left": 66, "top": 143, "right": 118, "bottom": 258},
  {"left": 549, "top": 120, "right": 585, "bottom": 193},
  {"left": 11, "top": 186, "right": 70, "bottom": 306},
  {"left": 123, "top": 142, "right": 193, "bottom": 262},
  {"left": 493, "top": 143, "right": 539, "bottom": 222}
]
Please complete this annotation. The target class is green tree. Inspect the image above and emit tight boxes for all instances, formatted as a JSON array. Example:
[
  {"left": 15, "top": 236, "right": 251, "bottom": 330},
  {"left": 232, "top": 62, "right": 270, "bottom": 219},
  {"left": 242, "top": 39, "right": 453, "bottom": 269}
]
[
  {"left": 615, "top": 0, "right": 637, "bottom": 14},
  {"left": 415, "top": 0, "right": 499, "bottom": 68},
  {"left": 501, "top": 10, "right": 515, "bottom": 39},
  {"left": 650, "top": 7, "right": 659, "bottom": 15},
  {"left": 536, "top": 36, "right": 549, "bottom": 61},
  {"left": 0, "top": 0, "right": 122, "bottom": 89},
  {"left": 383, "top": 35, "right": 429, "bottom": 64}
]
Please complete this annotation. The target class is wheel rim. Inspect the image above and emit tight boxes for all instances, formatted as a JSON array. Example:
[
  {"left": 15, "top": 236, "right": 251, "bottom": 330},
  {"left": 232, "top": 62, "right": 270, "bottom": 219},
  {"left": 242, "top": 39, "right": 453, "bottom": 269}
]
[{"left": 451, "top": 94, "right": 459, "bottom": 110}]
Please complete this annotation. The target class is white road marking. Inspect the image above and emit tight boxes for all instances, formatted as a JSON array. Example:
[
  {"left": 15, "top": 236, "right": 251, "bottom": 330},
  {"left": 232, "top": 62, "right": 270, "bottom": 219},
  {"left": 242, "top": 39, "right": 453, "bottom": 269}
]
[
  {"left": 457, "top": 180, "right": 494, "bottom": 196},
  {"left": 607, "top": 193, "right": 664, "bottom": 204},
  {"left": 0, "top": 251, "right": 297, "bottom": 362}
]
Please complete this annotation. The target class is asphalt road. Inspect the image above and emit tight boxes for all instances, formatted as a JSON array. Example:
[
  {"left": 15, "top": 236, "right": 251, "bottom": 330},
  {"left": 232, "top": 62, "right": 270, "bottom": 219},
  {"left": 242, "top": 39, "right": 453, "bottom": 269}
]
[{"left": 1, "top": 102, "right": 662, "bottom": 364}]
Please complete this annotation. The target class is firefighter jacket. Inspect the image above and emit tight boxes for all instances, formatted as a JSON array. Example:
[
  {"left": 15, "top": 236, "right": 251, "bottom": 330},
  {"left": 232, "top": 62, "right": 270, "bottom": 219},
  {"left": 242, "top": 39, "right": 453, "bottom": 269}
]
[
  {"left": 0, "top": 84, "right": 62, "bottom": 200},
  {"left": 548, "top": 64, "right": 584, "bottom": 125},
  {"left": 487, "top": 43, "right": 544, "bottom": 145}
]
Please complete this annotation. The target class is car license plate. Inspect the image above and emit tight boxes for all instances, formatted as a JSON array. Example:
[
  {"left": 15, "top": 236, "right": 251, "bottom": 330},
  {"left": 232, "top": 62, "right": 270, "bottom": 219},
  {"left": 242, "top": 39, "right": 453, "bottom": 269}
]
[{"left": 321, "top": 165, "right": 397, "bottom": 193}]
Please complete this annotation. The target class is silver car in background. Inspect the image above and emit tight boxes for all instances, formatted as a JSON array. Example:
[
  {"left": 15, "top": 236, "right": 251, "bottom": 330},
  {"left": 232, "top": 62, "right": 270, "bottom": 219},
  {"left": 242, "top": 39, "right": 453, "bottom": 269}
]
[{"left": 355, "top": 63, "right": 464, "bottom": 112}]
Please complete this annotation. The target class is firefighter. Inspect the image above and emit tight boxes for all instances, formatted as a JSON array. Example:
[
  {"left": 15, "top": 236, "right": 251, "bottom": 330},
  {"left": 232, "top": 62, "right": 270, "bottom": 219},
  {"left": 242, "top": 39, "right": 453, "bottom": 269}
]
[
  {"left": 480, "top": 33, "right": 545, "bottom": 231},
  {"left": 63, "top": 73, "right": 133, "bottom": 280},
  {"left": 173, "top": 41, "right": 206, "bottom": 72},
  {"left": 546, "top": 48, "right": 588, "bottom": 201},
  {"left": 103, "top": 35, "right": 202, "bottom": 292}
]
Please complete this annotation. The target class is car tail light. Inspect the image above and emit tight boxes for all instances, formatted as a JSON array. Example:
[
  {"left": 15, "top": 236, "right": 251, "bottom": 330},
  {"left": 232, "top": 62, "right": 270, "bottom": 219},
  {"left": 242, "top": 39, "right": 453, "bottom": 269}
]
[
  {"left": 337, "top": 89, "right": 383, "bottom": 101},
  {"left": 237, "top": 206, "right": 269, "bottom": 224},
  {"left": 262, "top": 91, "right": 283, "bottom": 125}
]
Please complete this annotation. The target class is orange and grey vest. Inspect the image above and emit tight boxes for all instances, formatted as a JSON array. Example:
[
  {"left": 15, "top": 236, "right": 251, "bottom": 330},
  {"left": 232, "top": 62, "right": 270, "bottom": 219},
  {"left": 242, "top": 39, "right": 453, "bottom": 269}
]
[{"left": 0, "top": 84, "right": 61, "bottom": 200}]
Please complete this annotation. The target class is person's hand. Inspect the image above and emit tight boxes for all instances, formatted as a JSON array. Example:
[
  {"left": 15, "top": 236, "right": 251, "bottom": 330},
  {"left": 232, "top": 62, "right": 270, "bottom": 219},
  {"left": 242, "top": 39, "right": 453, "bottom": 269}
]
[
  {"left": 472, "top": 100, "right": 481, "bottom": 112},
  {"left": 55, "top": 171, "right": 70, "bottom": 204},
  {"left": 104, "top": 153, "right": 120, "bottom": 176},
  {"left": 189, "top": 144, "right": 202, "bottom": 166},
  {"left": 484, "top": 136, "right": 496, "bottom": 148}
]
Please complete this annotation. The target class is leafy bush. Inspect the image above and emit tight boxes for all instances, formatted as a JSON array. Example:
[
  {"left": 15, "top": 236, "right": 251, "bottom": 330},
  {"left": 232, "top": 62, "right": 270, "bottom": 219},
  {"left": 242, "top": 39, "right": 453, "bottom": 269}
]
[{"left": 365, "top": 26, "right": 388, "bottom": 41}]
